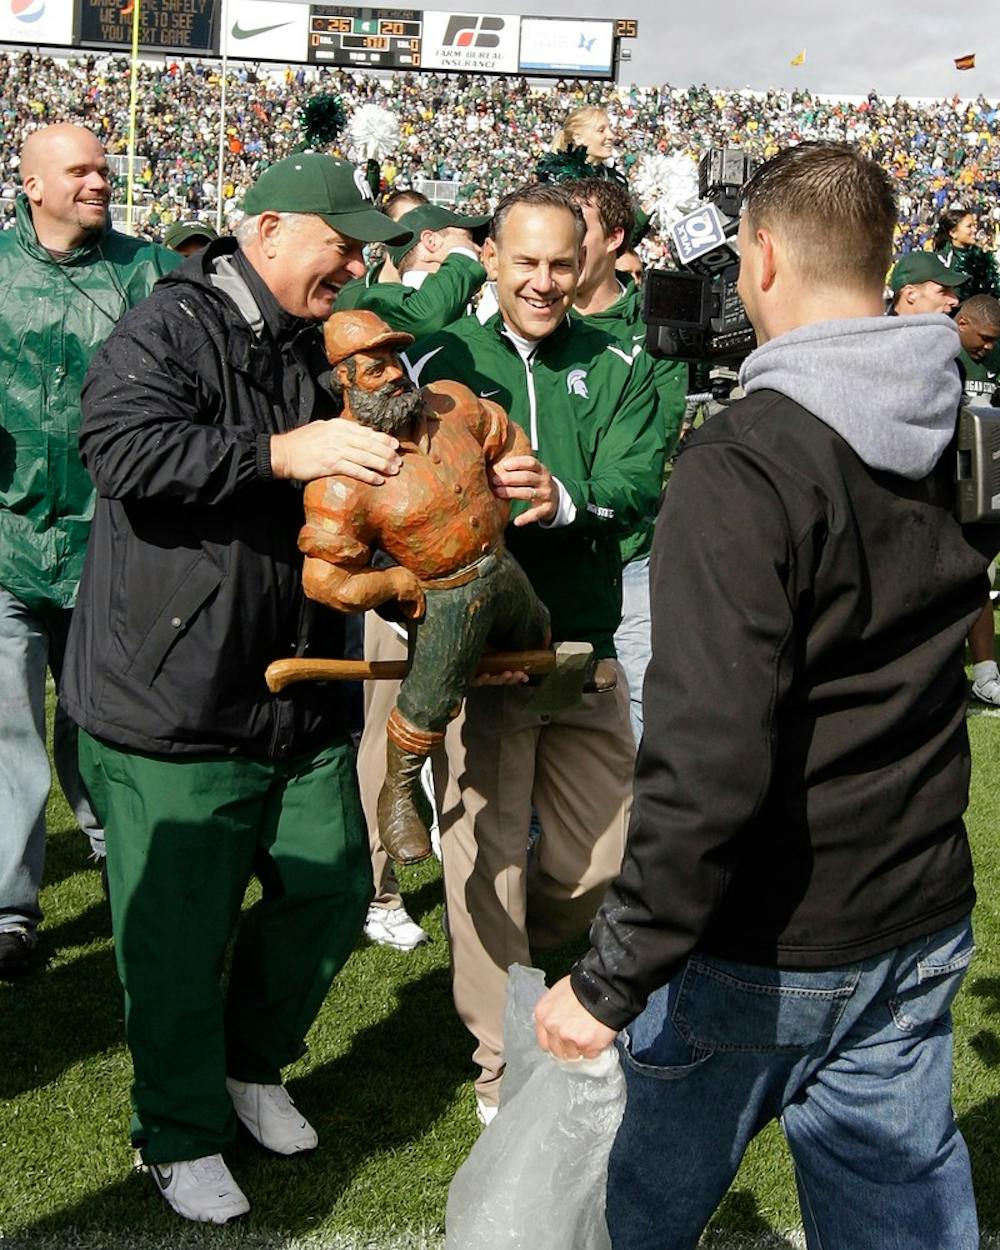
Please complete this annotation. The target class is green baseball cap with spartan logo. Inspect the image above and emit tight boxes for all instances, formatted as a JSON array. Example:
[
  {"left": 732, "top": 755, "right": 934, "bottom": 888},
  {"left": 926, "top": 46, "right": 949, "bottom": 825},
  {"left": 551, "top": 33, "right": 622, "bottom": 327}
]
[
  {"left": 889, "top": 251, "right": 968, "bottom": 293},
  {"left": 243, "top": 154, "right": 413, "bottom": 246}
]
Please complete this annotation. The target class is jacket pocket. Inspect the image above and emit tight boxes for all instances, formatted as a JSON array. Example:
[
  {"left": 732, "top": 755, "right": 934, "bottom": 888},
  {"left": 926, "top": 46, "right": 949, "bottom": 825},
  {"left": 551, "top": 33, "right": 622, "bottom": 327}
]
[
  {"left": 124, "top": 551, "right": 225, "bottom": 685},
  {"left": 672, "top": 956, "right": 860, "bottom": 1054}
]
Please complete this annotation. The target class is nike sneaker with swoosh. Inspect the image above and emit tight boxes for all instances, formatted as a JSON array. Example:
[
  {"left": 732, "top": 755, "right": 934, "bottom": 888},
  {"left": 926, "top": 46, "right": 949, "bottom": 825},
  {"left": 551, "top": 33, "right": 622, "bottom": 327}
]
[
  {"left": 227, "top": 1079, "right": 318, "bottom": 1155},
  {"left": 148, "top": 1154, "right": 250, "bottom": 1223}
]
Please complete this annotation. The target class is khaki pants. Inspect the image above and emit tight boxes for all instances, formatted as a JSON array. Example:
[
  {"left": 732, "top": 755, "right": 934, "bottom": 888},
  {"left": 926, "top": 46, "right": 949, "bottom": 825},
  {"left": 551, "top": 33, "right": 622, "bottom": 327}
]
[
  {"left": 437, "top": 670, "right": 634, "bottom": 1105},
  {"left": 357, "top": 612, "right": 407, "bottom": 908},
  {"left": 357, "top": 612, "right": 450, "bottom": 908}
]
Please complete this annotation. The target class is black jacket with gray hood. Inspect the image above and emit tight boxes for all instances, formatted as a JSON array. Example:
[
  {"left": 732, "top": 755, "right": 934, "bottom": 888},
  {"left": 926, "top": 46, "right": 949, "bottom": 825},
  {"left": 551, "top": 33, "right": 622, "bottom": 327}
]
[
  {"left": 573, "top": 314, "right": 997, "bottom": 1030},
  {"left": 62, "top": 239, "right": 348, "bottom": 757}
]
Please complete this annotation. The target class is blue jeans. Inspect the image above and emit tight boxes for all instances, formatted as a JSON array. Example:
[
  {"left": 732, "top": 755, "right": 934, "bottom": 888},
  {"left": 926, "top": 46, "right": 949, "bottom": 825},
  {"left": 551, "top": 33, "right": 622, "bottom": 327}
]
[
  {"left": 0, "top": 585, "right": 103, "bottom": 931},
  {"left": 607, "top": 918, "right": 978, "bottom": 1250},
  {"left": 614, "top": 556, "right": 651, "bottom": 746}
]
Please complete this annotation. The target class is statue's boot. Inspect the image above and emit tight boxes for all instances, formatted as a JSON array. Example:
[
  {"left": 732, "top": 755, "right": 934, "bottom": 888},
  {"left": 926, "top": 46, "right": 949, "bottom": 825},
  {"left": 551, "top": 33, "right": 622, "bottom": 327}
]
[{"left": 377, "top": 710, "right": 444, "bottom": 865}]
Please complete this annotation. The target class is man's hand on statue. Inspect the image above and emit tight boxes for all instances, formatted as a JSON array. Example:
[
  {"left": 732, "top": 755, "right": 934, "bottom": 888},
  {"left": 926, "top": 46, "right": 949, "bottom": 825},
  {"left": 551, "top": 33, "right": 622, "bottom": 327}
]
[
  {"left": 489, "top": 455, "right": 558, "bottom": 526},
  {"left": 535, "top": 975, "right": 619, "bottom": 1060},
  {"left": 270, "top": 420, "right": 401, "bottom": 484},
  {"left": 390, "top": 568, "right": 426, "bottom": 621}
]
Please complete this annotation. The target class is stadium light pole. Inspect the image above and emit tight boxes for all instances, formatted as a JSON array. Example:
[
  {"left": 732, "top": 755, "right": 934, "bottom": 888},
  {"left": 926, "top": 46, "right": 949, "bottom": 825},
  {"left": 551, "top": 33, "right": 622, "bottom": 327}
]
[{"left": 216, "top": 0, "right": 229, "bottom": 234}]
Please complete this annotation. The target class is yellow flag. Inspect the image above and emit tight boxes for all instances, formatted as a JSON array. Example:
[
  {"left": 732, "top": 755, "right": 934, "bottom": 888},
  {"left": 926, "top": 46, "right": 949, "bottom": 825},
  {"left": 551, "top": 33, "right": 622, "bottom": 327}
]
[
  {"left": 954, "top": 53, "right": 976, "bottom": 71},
  {"left": 790, "top": 49, "right": 806, "bottom": 67}
]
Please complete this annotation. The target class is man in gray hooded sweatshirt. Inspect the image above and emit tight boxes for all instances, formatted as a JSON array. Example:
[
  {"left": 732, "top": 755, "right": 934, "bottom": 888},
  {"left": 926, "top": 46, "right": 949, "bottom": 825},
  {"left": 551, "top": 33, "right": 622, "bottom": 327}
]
[{"left": 535, "top": 142, "right": 990, "bottom": 1250}]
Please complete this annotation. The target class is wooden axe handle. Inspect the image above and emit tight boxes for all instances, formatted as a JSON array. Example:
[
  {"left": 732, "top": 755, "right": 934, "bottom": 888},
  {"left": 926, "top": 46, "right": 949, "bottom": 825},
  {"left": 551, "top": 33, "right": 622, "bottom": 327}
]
[{"left": 265, "top": 650, "right": 557, "bottom": 693}]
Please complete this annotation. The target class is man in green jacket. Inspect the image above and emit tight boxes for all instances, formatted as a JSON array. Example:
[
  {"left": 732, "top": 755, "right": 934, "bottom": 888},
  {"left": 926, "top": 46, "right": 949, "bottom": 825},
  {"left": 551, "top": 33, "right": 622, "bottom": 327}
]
[
  {"left": 956, "top": 294, "right": 1000, "bottom": 405},
  {"left": 0, "top": 124, "right": 179, "bottom": 975},
  {"left": 401, "top": 181, "right": 663, "bottom": 1121},
  {"left": 345, "top": 199, "right": 490, "bottom": 954},
  {"left": 954, "top": 294, "right": 1000, "bottom": 706},
  {"left": 569, "top": 176, "right": 687, "bottom": 743},
  {"left": 334, "top": 202, "right": 489, "bottom": 339}
]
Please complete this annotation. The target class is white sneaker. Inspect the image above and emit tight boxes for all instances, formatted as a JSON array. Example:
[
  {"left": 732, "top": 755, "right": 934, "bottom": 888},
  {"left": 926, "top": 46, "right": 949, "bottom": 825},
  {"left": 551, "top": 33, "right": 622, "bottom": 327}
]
[
  {"left": 972, "top": 673, "right": 1000, "bottom": 706},
  {"left": 148, "top": 1154, "right": 249, "bottom": 1224},
  {"left": 364, "top": 904, "right": 430, "bottom": 951},
  {"left": 226, "top": 1079, "right": 318, "bottom": 1155},
  {"left": 475, "top": 1096, "right": 499, "bottom": 1127}
]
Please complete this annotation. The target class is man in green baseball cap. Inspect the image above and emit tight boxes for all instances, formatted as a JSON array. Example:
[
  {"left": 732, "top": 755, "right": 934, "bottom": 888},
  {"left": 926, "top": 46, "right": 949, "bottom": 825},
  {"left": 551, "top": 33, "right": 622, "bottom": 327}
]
[
  {"left": 336, "top": 199, "right": 490, "bottom": 339},
  {"left": 384, "top": 203, "right": 491, "bottom": 273},
  {"left": 164, "top": 220, "right": 220, "bottom": 256},
  {"left": 890, "top": 251, "right": 966, "bottom": 315},
  {"left": 61, "top": 153, "right": 412, "bottom": 1224}
]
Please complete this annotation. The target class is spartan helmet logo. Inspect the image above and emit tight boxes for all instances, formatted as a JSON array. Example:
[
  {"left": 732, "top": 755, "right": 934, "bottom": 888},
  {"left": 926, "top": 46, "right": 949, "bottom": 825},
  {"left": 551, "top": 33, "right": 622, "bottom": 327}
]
[
  {"left": 353, "top": 167, "right": 375, "bottom": 202},
  {"left": 567, "top": 368, "right": 589, "bottom": 398}
]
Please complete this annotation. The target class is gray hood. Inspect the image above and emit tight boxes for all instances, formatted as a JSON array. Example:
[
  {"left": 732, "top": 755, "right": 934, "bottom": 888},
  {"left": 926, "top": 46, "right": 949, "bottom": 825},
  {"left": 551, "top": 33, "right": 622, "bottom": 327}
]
[{"left": 739, "top": 315, "right": 962, "bottom": 480}]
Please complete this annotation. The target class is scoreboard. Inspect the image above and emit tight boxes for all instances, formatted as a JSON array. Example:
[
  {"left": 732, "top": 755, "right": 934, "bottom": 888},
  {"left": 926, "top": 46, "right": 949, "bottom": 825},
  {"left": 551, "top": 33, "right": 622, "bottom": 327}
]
[
  {"left": 308, "top": 6, "right": 423, "bottom": 67},
  {"left": 76, "top": 0, "right": 218, "bottom": 53},
  {"left": 2, "top": 0, "right": 627, "bottom": 80}
]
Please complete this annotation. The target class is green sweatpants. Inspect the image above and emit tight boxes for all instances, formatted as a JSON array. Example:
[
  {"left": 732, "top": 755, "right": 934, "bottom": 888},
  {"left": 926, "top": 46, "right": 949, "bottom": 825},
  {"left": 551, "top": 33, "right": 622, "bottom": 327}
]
[{"left": 79, "top": 731, "right": 372, "bottom": 1164}]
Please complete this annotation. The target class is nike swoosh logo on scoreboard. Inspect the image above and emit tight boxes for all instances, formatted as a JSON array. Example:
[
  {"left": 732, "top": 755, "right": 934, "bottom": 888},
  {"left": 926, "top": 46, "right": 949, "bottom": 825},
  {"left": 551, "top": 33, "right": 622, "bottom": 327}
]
[{"left": 231, "top": 20, "right": 293, "bottom": 39}]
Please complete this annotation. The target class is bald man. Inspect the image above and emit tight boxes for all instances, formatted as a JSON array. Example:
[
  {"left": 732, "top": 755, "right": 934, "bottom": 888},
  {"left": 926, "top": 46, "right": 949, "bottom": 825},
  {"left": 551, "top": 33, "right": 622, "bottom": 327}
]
[{"left": 0, "top": 124, "right": 178, "bottom": 975}]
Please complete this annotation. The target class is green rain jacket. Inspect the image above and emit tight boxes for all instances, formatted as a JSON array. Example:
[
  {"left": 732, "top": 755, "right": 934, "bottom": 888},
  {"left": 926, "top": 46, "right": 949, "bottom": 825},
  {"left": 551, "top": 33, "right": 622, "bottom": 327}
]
[
  {"left": 404, "top": 311, "right": 663, "bottom": 657},
  {"left": 0, "top": 195, "right": 179, "bottom": 613},
  {"left": 334, "top": 251, "right": 486, "bottom": 338},
  {"left": 572, "top": 277, "right": 687, "bottom": 564}
]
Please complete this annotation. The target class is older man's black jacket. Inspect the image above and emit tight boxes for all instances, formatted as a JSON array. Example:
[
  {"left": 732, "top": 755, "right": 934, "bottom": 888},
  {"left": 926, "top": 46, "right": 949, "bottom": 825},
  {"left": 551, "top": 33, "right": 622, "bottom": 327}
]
[{"left": 61, "top": 240, "right": 347, "bottom": 758}]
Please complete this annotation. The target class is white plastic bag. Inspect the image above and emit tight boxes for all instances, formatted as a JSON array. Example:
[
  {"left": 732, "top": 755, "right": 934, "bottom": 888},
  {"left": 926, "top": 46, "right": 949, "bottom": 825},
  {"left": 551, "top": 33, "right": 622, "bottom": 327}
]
[{"left": 445, "top": 965, "right": 625, "bottom": 1250}]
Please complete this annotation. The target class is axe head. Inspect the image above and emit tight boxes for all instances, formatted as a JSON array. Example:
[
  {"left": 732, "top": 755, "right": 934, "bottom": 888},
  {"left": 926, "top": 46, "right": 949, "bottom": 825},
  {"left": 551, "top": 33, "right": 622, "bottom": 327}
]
[{"left": 524, "top": 641, "right": 596, "bottom": 716}]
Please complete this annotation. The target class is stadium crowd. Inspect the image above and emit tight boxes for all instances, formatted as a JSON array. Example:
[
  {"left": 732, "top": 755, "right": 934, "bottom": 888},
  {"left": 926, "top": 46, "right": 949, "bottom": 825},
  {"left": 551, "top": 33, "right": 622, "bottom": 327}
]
[{"left": 3, "top": 47, "right": 1000, "bottom": 260}]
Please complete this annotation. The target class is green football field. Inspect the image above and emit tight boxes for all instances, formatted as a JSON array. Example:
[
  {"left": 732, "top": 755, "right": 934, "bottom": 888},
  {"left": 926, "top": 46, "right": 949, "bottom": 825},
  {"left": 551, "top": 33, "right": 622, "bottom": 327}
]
[{"left": 4, "top": 700, "right": 1000, "bottom": 1249}]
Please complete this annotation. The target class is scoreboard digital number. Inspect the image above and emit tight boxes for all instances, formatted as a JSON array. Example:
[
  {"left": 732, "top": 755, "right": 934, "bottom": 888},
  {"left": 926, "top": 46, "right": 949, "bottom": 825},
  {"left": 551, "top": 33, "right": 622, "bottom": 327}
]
[{"left": 308, "top": 6, "right": 422, "bottom": 67}]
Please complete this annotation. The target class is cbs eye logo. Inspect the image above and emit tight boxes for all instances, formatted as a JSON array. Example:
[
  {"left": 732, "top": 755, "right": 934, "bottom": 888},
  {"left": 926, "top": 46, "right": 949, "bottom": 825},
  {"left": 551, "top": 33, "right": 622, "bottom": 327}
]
[{"left": 442, "top": 15, "right": 505, "bottom": 48}]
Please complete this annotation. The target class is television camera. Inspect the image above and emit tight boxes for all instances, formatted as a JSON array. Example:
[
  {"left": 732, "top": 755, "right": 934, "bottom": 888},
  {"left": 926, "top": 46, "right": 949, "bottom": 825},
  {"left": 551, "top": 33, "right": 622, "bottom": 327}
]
[{"left": 642, "top": 148, "right": 757, "bottom": 369}]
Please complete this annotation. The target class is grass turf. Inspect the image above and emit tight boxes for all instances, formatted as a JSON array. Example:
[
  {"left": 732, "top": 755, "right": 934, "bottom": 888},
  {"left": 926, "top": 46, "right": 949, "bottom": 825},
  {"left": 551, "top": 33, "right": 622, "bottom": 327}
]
[{"left": 3, "top": 699, "right": 1000, "bottom": 1247}]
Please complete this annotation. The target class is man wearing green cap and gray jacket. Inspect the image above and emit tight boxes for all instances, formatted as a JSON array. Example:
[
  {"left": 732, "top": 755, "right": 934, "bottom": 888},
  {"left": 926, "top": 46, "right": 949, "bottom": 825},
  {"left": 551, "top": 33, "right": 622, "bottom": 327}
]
[
  {"left": 335, "top": 202, "right": 490, "bottom": 338},
  {"left": 61, "top": 154, "right": 411, "bottom": 1225}
]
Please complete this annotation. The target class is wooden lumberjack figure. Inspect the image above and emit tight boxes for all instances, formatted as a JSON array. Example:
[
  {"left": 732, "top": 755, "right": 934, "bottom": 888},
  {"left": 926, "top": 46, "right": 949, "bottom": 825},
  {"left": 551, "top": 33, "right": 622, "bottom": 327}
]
[{"left": 298, "top": 310, "right": 553, "bottom": 865}]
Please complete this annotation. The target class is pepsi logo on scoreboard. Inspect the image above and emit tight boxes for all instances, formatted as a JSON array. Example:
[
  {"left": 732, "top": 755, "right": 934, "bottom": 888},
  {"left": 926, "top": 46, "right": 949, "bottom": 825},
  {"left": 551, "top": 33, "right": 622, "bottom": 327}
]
[{"left": 0, "top": 0, "right": 74, "bottom": 45}]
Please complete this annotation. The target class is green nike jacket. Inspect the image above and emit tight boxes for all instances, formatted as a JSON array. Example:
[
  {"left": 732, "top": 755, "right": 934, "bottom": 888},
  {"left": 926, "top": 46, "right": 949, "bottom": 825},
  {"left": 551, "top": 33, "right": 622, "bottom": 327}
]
[
  {"left": 404, "top": 311, "right": 663, "bottom": 657},
  {"left": 573, "top": 278, "right": 686, "bottom": 563},
  {"left": 334, "top": 251, "right": 486, "bottom": 338}
]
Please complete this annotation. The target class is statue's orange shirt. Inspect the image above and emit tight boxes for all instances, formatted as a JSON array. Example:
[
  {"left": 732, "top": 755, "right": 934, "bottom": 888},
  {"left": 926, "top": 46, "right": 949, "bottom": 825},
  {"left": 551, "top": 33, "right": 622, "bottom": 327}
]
[{"left": 300, "top": 380, "right": 529, "bottom": 582}]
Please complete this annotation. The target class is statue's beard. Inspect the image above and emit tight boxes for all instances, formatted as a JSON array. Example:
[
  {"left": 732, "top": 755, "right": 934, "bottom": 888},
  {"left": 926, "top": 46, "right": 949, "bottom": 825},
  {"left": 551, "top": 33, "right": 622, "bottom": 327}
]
[{"left": 349, "top": 378, "right": 424, "bottom": 433}]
